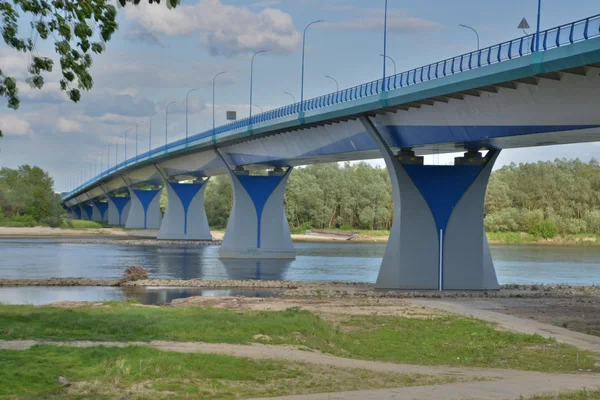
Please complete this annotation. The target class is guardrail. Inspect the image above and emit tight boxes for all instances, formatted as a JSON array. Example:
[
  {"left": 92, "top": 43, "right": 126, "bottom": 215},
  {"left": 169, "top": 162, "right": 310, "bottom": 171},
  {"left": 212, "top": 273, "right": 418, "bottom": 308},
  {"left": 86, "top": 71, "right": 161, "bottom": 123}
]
[{"left": 64, "top": 13, "right": 600, "bottom": 201}]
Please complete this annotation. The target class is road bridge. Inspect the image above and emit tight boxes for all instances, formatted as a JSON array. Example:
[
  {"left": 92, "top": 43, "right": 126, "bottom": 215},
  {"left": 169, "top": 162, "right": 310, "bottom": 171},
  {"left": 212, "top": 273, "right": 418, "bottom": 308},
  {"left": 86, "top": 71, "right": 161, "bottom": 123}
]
[{"left": 63, "top": 14, "right": 600, "bottom": 291}]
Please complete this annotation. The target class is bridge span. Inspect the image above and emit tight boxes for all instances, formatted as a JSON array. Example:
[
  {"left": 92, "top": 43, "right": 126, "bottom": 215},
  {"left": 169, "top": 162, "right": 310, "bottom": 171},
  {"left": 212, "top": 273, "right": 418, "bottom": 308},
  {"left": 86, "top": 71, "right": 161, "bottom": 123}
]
[{"left": 63, "top": 14, "right": 600, "bottom": 291}]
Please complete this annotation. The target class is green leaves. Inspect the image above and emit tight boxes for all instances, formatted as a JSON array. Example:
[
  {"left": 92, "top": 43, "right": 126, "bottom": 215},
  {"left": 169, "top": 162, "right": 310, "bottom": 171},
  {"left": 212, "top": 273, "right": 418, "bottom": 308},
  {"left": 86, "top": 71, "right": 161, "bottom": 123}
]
[{"left": 0, "top": 0, "right": 179, "bottom": 136}]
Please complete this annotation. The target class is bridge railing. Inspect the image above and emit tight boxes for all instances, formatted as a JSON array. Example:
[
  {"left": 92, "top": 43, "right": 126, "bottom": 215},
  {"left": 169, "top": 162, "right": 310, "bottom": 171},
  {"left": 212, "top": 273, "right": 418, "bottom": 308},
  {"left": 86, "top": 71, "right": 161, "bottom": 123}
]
[{"left": 64, "top": 14, "right": 600, "bottom": 200}]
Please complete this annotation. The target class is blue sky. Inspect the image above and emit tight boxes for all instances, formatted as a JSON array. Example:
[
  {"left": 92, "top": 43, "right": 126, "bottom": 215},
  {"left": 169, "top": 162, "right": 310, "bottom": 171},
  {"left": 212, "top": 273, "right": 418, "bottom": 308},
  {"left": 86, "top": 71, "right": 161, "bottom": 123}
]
[{"left": 0, "top": 0, "right": 599, "bottom": 191}]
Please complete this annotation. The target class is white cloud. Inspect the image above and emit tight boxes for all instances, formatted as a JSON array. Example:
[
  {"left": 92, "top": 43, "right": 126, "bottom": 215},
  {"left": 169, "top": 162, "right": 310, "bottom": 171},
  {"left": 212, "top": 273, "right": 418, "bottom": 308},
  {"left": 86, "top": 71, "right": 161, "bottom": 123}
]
[
  {"left": 124, "top": 0, "right": 301, "bottom": 55},
  {"left": 56, "top": 117, "right": 82, "bottom": 133},
  {"left": 0, "top": 114, "right": 34, "bottom": 136},
  {"left": 322, "top": 7, "right": 440, "bottom": 33},
  {"left": 252, "top": 0, "right": 281, "bottom": 7}
]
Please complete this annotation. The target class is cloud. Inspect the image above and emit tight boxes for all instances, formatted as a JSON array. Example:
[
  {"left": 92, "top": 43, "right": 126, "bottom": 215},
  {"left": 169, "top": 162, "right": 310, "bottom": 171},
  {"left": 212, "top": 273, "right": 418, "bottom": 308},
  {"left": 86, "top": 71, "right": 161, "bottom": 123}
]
[
  {"left": 56, "top": 117, "right": 82, "bottom": 133},
  {"left": 252, "top": 0, "right": 281, "bottom": 7},
  {"left": 124, "top": 24, "right": 165, "bottom": 47},
  {"left": 124, "top": 0, "right": 301, "bottom": 55},
  {"left": 82, "top": 93, "right": 156, "bottom": 118},
  {"left": 322, "top": 7, "right": 440, "bottom": 33},
  {"left": 0, "top": 114, "right": 34, "bottom": 136}
]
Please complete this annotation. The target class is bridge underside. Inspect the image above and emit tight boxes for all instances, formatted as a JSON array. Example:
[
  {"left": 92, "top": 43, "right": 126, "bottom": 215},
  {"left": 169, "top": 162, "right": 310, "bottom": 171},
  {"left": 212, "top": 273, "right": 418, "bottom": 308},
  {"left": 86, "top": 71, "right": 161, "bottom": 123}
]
[{"left": 63, "top": 43, "right": 600, "bottom": 290}]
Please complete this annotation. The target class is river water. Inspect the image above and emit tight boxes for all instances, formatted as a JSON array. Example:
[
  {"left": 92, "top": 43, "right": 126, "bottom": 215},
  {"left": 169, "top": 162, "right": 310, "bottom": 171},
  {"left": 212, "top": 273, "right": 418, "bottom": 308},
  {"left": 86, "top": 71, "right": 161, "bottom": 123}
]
[{"left": 0, "top": 238, "right": 599, "bottom": 305}]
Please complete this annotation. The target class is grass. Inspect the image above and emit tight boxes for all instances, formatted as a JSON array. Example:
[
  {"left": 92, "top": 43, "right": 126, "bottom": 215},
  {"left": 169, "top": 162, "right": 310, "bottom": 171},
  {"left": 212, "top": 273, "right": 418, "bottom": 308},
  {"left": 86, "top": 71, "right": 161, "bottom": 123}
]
[
  {"left": 525, "top": 389, "right": 600, "bottom": 399},
  {"left": 60, "top": 218, "right": 112, "bottom": 229},
  {"left": 0, "top": 345, "right": 454, "bottom": 399},
  {"left": 487, "top": 232, "right": 600, "bottom": 245},
  {"left": 0, "top": 303, "right": 597, "bottom": 373}
]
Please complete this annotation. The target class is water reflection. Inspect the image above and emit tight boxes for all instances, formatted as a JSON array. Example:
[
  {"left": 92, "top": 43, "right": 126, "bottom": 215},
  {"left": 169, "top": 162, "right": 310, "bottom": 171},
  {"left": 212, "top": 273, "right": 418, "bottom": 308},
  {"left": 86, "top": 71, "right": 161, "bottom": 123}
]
[
  {"left": 0, "top": 286, "right": 283, "bottom": 306},
  {"left": 221, "top": 258, "right": 292, "bottom": 280}
]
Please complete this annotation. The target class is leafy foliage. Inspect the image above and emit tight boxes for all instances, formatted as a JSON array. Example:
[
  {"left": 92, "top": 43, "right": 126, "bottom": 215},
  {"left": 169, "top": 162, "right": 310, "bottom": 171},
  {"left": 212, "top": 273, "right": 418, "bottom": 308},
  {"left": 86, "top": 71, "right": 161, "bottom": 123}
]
[
  {"left": 0, "top": 164, "right": 62, "bottom": 227},
  {"left": 200, "top": 159, "right": 600, "bottom": 237},
  {"left": 0, "top": 0, "right": 179, "bottom": 136}
]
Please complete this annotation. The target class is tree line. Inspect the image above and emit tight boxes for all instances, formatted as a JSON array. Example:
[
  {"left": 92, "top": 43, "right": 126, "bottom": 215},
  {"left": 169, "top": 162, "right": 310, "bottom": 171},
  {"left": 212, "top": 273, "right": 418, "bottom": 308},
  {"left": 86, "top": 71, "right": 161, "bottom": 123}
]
[
  {"left": 0, "top": 165, "right": 63, "bottom": 227},
  {"left": 4, "top": 158, "right": 600, "bottom": 237},
  {"left": 203, "top": 159, "right": 600, "bottom": 237}
]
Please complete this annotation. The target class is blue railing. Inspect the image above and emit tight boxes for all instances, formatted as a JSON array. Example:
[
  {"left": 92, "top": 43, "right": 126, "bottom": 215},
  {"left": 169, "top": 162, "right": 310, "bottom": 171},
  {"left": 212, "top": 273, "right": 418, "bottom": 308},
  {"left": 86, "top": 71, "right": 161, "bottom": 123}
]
[{"left": 64, "top": 13, "right": 600, "bottom": 200}]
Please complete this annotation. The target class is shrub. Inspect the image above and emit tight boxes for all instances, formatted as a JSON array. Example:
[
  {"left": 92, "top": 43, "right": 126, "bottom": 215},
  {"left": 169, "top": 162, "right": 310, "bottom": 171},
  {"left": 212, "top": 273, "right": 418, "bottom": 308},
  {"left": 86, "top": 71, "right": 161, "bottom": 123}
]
[
  {"left": 584, "top": 210, "right": 600, "bottom": 234},
  {"left": 521, "top": 209, "right": 545, "bottom": 234},
  {"left": 0, "top": 214, "right": 35, "bottom": 227},
  {"left": 529, "top": 219, "right": 559, "bottom": 239},
  {"left": 558, "top": 218, "right": 587, "bottom": 235},
  {"left": 484, "top": 208, "right": 522, "bottom": 232}
]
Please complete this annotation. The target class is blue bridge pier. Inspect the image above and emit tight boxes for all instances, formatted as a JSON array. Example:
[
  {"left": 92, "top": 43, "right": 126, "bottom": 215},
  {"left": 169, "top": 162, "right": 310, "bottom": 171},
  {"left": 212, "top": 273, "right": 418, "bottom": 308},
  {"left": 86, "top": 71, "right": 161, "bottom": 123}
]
[{"left": 361, "top": 116, "right": 499, "bottom": 291}]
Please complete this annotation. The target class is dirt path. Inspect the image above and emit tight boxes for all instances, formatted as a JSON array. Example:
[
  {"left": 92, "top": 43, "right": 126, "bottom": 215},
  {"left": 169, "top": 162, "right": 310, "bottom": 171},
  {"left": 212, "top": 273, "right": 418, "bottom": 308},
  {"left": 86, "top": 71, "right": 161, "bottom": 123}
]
[
  {"left": 410, "top": 299, "right": 600, "bottom": 353},
  {"left": 1, "top": 339, "right": 598, "bottom": 400}
]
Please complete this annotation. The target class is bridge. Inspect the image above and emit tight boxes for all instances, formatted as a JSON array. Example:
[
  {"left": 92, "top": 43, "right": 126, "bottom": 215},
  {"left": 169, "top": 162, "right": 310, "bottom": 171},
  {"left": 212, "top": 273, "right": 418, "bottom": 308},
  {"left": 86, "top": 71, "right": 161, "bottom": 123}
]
[{"left": 63, "top": 14, "right": 600, "bottom": 291}]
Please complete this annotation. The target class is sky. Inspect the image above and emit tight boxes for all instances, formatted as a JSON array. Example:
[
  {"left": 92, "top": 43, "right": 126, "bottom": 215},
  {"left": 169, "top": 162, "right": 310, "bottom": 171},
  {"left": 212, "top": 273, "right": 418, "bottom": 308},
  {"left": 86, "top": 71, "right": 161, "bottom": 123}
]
[{"left": 0, "top": 0, "right": 599, "bottom": 192}]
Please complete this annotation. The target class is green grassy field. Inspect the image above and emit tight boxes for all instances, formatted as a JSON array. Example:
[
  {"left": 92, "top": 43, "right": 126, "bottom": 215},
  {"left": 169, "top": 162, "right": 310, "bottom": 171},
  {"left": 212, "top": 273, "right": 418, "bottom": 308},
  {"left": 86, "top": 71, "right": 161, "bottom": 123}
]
[
  {"left": 0, "top": 303, "right": 597, "bottom": 373},
  {"left": 1, "top": 345, "right": 453, "bottom": 399},
  {"left": 526, "top": 389, "right": 600, "bottom": 399},
  {"left": 60, "top": 218, "right": 111, "bottom": 229}
]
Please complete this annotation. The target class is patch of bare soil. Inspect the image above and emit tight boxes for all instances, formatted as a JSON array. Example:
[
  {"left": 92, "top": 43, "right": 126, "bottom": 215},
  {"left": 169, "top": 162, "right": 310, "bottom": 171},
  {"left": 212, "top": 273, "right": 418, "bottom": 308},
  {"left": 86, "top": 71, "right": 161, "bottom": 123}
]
[
  {"left": 171, "top": 296, "right": 444, "bottom": 322},
  {"left": 481, "top": 297, "right": 600, "bottom": 337}
]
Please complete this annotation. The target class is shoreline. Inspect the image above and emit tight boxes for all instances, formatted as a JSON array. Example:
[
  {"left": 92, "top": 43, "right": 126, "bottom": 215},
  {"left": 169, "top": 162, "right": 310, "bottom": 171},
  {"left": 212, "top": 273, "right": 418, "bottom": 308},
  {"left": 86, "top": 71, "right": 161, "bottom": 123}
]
[
  {"left": 1, "top": 278, "right": 599, "bottom": 297},
  {"left": 2, "top": 227, "right": 600, "bottom": 246}
]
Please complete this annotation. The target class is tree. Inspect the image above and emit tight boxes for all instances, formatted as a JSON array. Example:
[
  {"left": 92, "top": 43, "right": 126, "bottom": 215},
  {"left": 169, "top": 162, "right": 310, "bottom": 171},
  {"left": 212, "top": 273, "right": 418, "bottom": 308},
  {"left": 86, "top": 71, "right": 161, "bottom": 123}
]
[{"left": 0, "top": 0, "right": 179, "bottom": 137}]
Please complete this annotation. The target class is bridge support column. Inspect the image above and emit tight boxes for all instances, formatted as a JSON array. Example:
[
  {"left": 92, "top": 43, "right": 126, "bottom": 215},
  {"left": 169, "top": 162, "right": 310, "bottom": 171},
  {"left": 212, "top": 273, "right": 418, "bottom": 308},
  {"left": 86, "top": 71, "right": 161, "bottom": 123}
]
[
  {"left": 360, "top": 116, "right": 499, "bottom": 291},
  {"left": 219, "top": 167, "right": 295, "bottom": 259},
  {"left": 158, "top": 179, "right": 212, "bottom": 241},
  {"left": 107, "top": 196, "right": 131, "bottom": 226},
  {"left": 80, "top": 204, "right": 92, "bottom": 221},
  {"left": 91, "top": 201, "right": 109, "bottom": 223},
  {"left": 72, "top": 207, "right": 82, "bottom": 219},
  {"left": 125, "top": 188, "right": 162, "bottom": 229}
]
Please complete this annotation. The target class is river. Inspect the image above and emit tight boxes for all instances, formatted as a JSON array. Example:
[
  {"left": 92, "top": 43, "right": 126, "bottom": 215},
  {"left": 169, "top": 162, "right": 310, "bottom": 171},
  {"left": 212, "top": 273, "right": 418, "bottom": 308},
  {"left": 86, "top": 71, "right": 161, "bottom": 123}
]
[{"left": 0, "top": 238, "right": 599, "bottom": 305}]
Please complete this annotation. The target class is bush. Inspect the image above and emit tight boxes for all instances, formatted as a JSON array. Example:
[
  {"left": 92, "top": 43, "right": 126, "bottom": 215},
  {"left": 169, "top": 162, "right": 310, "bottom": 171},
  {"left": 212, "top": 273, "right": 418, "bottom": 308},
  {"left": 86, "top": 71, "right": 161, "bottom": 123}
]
[
  {"left": 584, "top": 210, "right": 600, "bottom": 234},
  {"left": 529, "top": 219, "right": 559, "bottom": 239},
  {"left": 558, "top": 218, "right": 588, "bottom": 234},
  {"left": 522, "top": 209, "right": 545, "bottom": 234},
  {"left": 0, "top": 214, "right": 35, "bottom": 227},
  {"left": 484, "top": 208, "right": 522, "bottom": 232}
]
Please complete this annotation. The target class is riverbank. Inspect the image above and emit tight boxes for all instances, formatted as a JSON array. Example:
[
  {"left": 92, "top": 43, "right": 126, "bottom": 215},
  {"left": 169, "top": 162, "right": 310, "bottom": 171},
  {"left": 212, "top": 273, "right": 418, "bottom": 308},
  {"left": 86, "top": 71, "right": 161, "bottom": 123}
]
[{"left": 4, "top": 226, "right": 600, "bottom": 246}]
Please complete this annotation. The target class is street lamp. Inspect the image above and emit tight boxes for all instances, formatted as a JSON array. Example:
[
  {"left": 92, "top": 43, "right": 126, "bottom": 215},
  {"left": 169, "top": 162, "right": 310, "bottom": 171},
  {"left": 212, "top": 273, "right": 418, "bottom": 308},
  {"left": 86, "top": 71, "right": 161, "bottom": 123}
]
[
  {"left": 212, "top": 71, "right": 226, "bottom": 143},
  {"left": 284, "top": 91, "right": 296, "bottom": 103},
  {"left": 379, "top": 54, "right": 396, "bottom": 76},
  {"left": 105, "top": 146, "right": 109, "bottom": 175},
  {"left": 124, "top": 128, "right": 132, "bottom": 165},
  {"left": 165, "top": 101, "right": 176, "bottom": 153},
  {"left": 535, "top": 0, "right": 542, "bottom": 52},
  {"left": 135, "top": 120, "right": 144, "bottom": 159},
  {"left": 250, "top": 49, "right": 267, "bottom": 122},
  {"left": 324, "top": 75, "right": 339, "bottom": 92},
  {"left": 185, "top": 89, "right": 197, "bottom": 145},
  {"left": 301, "top": 19, "right": 324, "bottom": 110},
  {"left": 253, "top": 104, "right": 264, "bottom": 113},
  {"left": 459, "top": 24, "right": 480, "bottom": 50},
  {"left": 381, "top": 0, "right": 388, "bottom": 92},
  {"left": 149, "top": 112, "right": 157, "bottom": 154}
]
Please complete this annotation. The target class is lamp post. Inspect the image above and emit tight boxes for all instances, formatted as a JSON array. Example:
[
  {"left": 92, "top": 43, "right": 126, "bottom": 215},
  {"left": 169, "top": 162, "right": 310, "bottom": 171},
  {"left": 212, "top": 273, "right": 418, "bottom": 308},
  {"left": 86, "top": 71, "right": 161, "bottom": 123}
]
[
  {"left": 324, "top": 75, "right": 339, "bottom": 92},
  {"left": 379, "top": 54, "right": 396, "bottom": 76},
  {"left": 135, "top": 120, "right": 144, "bottom": 160},
  {"left": 149, "top": 112, "right": 157, "bottom": 154},
  {"left": 165, "top": 101, "right": 176, "bottom": 153},
  {"left": 185, "top": 89, "right": 197, "bottom": 145},
  {"left": 253, "top": 104, "right": 264, "bottom": 113},
  {"left": 301, "top": 19, "right": 324, "bottom": 110},
  {"left": 536, "top": 0, "right": 542, "bottom": 52},
  {"left": 381, "top": 0, "right": 388, "bottom": 92},
  {"left": 105, "top": 146, "right": 109, "bottom": 175},
  {"left": 124, "top": 128, "right": 132, "bottom": 165},
  {"left": 284, "top": 91, "right": 296, "bottom": 103},
  {"left": 459, "top": 24, "right": 480, "bottom": 50},
  {"left": 212, "top": 71, "right": 226, "bottom": 143},
  {"left": 250, "top": 49, "right": 267, "bottom": 122}
]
